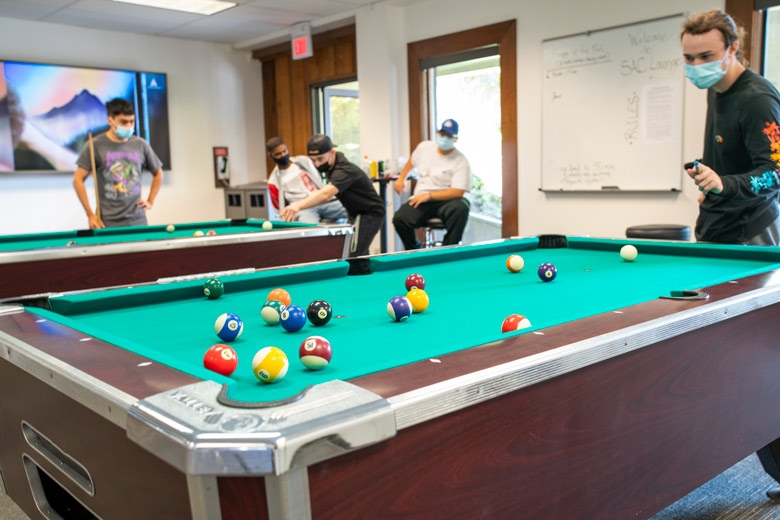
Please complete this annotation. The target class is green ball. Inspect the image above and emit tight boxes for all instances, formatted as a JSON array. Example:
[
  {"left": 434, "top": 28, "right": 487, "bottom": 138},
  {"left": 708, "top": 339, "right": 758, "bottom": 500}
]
[
  {"left": 203, "top": 278, "right": 224, "bottom": 300},
  {"left": 260, "top": 299, "right": 286, "bottom": 325}
]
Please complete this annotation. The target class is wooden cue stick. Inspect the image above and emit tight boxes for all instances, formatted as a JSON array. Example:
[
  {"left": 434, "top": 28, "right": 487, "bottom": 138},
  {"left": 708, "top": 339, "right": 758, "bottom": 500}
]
[{"left": 88, "top": 132, "right": 100, "bottom": 221}]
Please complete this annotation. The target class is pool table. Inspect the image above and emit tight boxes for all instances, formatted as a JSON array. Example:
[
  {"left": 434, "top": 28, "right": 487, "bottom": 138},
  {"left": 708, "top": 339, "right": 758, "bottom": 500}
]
[
  {"left": 0, "top": 219, "right": 352, "bottom": 301},
  {"left": 2, "top": 236, "right": 780, "bottom": 520}
]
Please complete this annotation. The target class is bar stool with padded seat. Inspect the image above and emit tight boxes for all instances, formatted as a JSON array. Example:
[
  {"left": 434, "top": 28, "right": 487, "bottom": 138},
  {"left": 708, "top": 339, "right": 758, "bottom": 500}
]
[
  {"left": 625, "top": 224, "right": 691, "bottom": 241},
  {"left": 422, "top": 217, "right": 447, "bottom": 248}
]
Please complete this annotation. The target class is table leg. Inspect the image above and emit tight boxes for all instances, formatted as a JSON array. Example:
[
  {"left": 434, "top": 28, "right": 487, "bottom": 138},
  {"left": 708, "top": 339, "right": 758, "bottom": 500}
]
[
  {"left": 187, "top": 475, "right": 222, "bottom": 520},
  {"left": 265, "top": 467, "right": 312, "bottom": 520}
]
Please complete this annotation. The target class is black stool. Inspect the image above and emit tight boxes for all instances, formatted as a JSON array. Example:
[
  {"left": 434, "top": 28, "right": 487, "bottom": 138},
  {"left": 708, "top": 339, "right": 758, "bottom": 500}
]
[
  {"left": 625, "top": 224, "right": 691, "bottom": 241},
  {"left": 423, "top": 218, "right": 447, "bottom": 248}
]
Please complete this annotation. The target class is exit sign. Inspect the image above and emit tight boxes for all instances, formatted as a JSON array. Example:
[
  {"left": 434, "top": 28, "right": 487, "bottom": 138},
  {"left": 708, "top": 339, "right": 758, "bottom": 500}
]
[{"left": 291, "top": 23, "right": 313, "bottom": 60}]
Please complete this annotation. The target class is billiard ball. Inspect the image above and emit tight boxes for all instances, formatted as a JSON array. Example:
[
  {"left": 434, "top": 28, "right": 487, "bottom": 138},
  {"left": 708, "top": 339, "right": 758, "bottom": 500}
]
[
  {"left": 280, "top": 304, "right": 307, "bottom": 332},
  {"left": 203, "top": 344, "right": 238, "bottom": 376},
  {"left": 405, "top": 273, "right": 426, "bottom": 291},
  {"left": 206, "top": 229, "right": 217, "bottom": 236},
  {"left": 506, "top": 254, "right": 524, "bottom": 273},
  {"left": 537, "top": 262, "right": 557, "bottom": 282},
  {"left": 387, "top": 296, "right": 413, "bottom": 322},
  {"left": 620, "top": 244, "right": 638, "bottom": 262},
  {"left": 165, "top": 224, "right": 175, "bottom": 232},
  {"left": 214, "top": 312, "right": 244, "bottom": 341},
  {"left": 65, "top": 240, "right": 78, "bottom": 246},
  {"left": 262, "top": 221, "right": 273, "bottom": 230},
  {"left": 193, "top": 230, "right": 205, "bottom": 237},
  {"left": 406, "top": 288, "right": 429, "bottom": 313},
  {"left": 298, "top": 336, "right": 332, "bottom": 370},
  {"left": 260, "top": 299, "right": 286, "bottom": 325},
  {"left": 267, "top": 288, "right": 291, "bottom": 307},
  {"left": 306, "top": 300, "right": 333, "bottom": 326},
  {"left": 203, "top": 278, "right": 224, "bottom": 299},
  {"left": 252, "top": 346, "right": 289, "bottom": 383},
  {"left": 501, "top": 314, "right": 532, "bottom": 333}
]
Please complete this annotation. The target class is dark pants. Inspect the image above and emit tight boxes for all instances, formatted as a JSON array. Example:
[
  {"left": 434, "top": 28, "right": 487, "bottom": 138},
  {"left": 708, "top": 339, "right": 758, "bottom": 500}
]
[
  {"left": 350, "top": 212, "right": 384, "bottom": 257},
  {"left": 393, "top": 198, "right": 470, "bottom": 250}
]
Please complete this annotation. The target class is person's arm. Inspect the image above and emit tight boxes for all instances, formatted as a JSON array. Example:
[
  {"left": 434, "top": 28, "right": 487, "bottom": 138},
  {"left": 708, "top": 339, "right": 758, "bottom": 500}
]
[
  {"left": 138, "top": 168, "right": 163, "bottom": 210},
  {"left": 394, "top": 159, "right": 415, "bottom": 195},
  {"left": 279, "top": 184, "right": 340, "bottom": 221},
  {"left": 408, "top": 187, "right": 466, "bottom": 208},
  {"left": 72, "top": 167, "right": 104, "bottom": 229}
]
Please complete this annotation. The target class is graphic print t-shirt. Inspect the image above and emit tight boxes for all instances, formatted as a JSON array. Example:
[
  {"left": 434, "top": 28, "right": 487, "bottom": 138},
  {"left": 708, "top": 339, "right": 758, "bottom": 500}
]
[{"left": 76, "top": 134, "right": 162, "bottom": 226}]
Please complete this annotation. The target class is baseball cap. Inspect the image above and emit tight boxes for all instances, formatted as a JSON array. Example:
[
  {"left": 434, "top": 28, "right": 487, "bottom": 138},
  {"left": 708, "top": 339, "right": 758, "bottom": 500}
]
[
  {"left": 438, "top": 119, "right": 459, "bottom": 137},
  {"left": 307, "top": 134, "right": 336, "bottom": 155}
]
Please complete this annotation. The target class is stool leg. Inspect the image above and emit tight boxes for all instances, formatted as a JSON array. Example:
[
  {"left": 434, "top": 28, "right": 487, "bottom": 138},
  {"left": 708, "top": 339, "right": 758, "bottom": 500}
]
[{"left": 424, "top": 228, "right": 433, "bottom": 248}]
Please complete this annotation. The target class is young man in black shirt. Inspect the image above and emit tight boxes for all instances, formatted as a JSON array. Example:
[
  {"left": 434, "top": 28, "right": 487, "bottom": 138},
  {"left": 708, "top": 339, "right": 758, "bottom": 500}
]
[
  {"left": 681, "top": 10, "right": 780, "bottom": 245},
  {"left": 279, "top": 134, "right": 385, "bottom": 260}
]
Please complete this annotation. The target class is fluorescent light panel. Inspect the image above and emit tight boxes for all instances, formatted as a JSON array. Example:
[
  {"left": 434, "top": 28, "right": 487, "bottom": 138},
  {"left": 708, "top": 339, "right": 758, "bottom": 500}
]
[{"left": 111, "top": 0, "right": 236, "bottom": 15}]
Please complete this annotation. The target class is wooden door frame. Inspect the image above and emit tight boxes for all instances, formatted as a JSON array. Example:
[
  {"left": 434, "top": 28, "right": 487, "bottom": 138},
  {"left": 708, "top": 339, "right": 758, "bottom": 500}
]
[{"left": 407, "top": 20, "right": 517, "bottom": 237}]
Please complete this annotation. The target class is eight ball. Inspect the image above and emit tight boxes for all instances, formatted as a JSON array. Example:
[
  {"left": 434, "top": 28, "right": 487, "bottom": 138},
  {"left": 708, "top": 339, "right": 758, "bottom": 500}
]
[{"left": 306, "top": 300, "right": 333, "bottom": 326}]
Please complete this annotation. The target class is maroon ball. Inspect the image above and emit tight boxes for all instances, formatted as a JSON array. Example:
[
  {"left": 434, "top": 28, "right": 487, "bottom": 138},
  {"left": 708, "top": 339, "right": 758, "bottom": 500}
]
[
  {"left": 298, "top": 336, "right": 332, "bottom": 370},
  {"left": 405, "top": 273, "right": 426, "bottom": 291}
]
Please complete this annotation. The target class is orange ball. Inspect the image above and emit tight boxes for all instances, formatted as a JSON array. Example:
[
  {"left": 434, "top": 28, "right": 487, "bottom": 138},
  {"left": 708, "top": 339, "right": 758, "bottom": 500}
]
[
  {"left": 406, "top": 288, "right": 429, "bottom": 313},
  {"left": 267, "top": 288, "right": 291, "bottom": 307}
]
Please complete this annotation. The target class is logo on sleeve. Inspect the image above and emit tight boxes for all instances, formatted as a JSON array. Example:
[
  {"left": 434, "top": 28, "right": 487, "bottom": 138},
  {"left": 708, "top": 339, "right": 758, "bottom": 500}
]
[{"left": 763, "top": 121, "right": 780, "bottom": 168}]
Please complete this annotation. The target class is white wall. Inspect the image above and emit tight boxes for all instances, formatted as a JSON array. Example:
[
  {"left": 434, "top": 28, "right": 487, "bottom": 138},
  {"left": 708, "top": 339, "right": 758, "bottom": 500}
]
[
  {"left": 0, "top": 17, "right": 264, "bottom": 235},
  {"left": 355, "top": 0, "right": 723, "bottom": 242}
]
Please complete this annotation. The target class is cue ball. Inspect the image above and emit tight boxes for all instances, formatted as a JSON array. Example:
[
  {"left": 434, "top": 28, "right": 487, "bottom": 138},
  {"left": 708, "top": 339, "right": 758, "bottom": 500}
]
[
  {"left": 280, "top": 304, "right": 307, "bottom": 332},
  {"left": 620, "top": 245, "right": 638, "bottom": 262},
  {"left": 298, "top": 336, "right": 332, "bottom": 370},
  {"left": 165, "top": 224, "right": 175, "bottom": 232},
  {"left": 537, "top": 262, "right": 557, "bottom": 282},
  {"left": 405, "top": 273, "right": 426, "bottom": 291},
  {"left": 214, "top": 312, "right": 244, "bottom": 342},
  {"left": 203, "top": 278, "right": 224, "bottom": 299},
  {"left": 193, "top": 230, "right": 205, "bottom": 237},
  {"left": 406, "top": 288, "right": 429, "bottom": 313},
  {"left": 387, "top": 296, "right": 413, "bottom": 322},
  {"left": 506, "top": 254, "right": 525, "bottom": 273},
  {"left": 502, "top": 314, "right": 532, "bottom": 333},
  {"left": 267, "top": 288, "right": 292, "bottom": 307},
  {"left": 306, "top": 300, "right": 333, "bottom": 326},
  {"left": 262, "top": 221, "right": 273, "bottom": 230},
  {"left": 261, "top": 299, "right": 286, "bottom": 325},
  {"left": 252, "top": 346, "right": 289, "bottom": 383},
  {"left": 203, "top": 344, "right": 238, "bottom": 376},
  {"left": 65, "top": 240, "right": 78, "bottom": 246}
]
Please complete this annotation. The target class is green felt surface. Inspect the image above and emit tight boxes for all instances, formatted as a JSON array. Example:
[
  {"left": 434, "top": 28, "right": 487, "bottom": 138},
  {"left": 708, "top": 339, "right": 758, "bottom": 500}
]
[
  {"left": 30, "top": 238, "right": 780, "bottom": 404},
  {"left": 0, "top": 219, "right": 314, "bottom": 252}
]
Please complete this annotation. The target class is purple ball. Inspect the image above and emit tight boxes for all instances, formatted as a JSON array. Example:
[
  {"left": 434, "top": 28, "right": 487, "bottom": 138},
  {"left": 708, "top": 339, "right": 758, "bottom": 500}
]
[
  {"left": 387, "top": 296, "right": 413, "bottom": 322},
  {"left": 537, "top": 262, "right": 557, "bottom": 282}
]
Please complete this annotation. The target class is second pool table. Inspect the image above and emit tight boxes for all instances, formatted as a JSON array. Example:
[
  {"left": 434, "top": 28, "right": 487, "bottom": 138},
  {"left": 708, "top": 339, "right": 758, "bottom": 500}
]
[{"left": 2, "top": 236, "right": 780, "bottom": 519}]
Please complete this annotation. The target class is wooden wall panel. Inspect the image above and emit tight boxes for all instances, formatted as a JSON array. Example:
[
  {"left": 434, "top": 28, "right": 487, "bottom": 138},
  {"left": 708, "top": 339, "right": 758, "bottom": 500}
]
[{"left": 256, "top": 25, "right": 357, "bottom": 176}]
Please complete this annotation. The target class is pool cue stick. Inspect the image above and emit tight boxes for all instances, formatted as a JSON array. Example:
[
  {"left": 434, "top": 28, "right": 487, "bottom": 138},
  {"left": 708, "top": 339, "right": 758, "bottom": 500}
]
[{"left": 88, "top": 132, "right": 101, "bottom": 223}]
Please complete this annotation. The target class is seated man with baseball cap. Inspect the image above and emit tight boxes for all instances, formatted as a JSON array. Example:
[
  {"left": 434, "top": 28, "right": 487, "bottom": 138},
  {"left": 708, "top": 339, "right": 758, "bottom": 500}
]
[
  {"left": 279, "top": 134, "right": 385, "bottom": 265},
  {"left": 392, "top": 118, "right": 472, "bottom": 249}
]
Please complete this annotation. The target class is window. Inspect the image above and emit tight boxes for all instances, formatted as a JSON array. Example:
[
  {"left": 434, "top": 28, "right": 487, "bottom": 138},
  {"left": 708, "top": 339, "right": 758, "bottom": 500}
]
[{"left": 312, "top": 80, "right": 360, "bottom": 165}]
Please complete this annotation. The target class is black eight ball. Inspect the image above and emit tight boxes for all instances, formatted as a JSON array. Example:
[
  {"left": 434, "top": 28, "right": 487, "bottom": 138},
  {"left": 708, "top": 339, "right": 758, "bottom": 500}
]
[{"left": 306, "top": 300, "right": 332, "bottom": 326}]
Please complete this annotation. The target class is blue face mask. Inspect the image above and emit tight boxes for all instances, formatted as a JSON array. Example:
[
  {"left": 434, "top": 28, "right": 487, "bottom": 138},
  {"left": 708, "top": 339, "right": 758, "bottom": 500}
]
[
  {"left": 436, "top": 135, "right": 455, "bottom": 151},
  {"left": 115, "top": 125, "right": 135, "bottom": 140},
  {"left": 684, "top": 60, "right": 726, "bottom": 89}
]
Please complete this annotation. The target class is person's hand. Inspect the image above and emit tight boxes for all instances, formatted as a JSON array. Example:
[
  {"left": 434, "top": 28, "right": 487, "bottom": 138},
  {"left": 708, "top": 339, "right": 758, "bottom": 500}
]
[
  {"left": 408, "top": 192, "right": 431, "bottom": 208},
  {"left": 279, "top": 203, "right": 301, "bottom": 222},
  {"left": 88, "top": 215, "right": 105, "bottom": 229},
  {"left": 686, "top": 162, "right": 723, "bottom": 196},
  {"left": 394, "top": 177, "right": 405, "bottom": 195},
  {"left": 137, "top": 199, "right": 153, "bottom": 211}
]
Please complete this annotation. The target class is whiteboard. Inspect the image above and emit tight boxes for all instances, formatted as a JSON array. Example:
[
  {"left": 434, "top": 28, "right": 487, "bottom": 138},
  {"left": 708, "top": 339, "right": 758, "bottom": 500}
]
[{"left": 541, "top": 15, "right": 685, "bottom": 191}]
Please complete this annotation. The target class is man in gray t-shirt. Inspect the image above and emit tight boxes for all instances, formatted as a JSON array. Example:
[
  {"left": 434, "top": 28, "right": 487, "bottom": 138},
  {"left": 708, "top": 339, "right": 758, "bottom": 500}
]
[{"left": 73, "top": 98, "right": 163, "bottom": 228}]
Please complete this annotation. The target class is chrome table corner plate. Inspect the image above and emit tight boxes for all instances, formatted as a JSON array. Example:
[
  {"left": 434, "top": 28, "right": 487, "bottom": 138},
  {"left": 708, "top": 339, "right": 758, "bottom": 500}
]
[{"left": 126, "top": 379, "right": 396, "bottom": 477}]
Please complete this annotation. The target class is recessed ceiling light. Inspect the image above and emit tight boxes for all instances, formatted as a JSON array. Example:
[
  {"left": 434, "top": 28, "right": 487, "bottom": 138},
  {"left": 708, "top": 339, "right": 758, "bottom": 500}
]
[{"left": 111, "top": 0, "right": 236, "bottom": 16}]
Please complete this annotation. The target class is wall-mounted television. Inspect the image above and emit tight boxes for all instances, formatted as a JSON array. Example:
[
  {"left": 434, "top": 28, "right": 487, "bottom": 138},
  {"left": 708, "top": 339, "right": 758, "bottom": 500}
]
[{"left": 0, "top": 60, "right": 171, "bottom": 173}]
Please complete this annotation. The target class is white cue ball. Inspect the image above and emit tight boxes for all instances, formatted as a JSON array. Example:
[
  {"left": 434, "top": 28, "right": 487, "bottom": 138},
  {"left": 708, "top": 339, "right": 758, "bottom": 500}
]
[
  {"left": 620, "top": 244, "right": 638, "bottom": 262},
  {"left": 262, "top": 221, "right": 273, "bottom": 230},
  {"left": 165, "top": 224, "right": 175, "bottom": 232}
]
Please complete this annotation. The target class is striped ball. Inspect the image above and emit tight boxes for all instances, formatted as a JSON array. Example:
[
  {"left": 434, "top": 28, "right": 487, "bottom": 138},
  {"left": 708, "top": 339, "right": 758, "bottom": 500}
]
[
  {"left": 387, "top": 296, "right": 413, "bottom": 322},
  {"left": 252, "top": 346, "right": 289, "bottom": 383},
  {"left": 214, "top": 312, "right": 244, "bottom": 342}
]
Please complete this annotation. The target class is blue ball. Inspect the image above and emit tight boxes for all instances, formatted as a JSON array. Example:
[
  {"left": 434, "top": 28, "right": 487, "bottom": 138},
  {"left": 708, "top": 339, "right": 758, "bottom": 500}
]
[
  {"left": 214, "top": 312, "right": 244, "bottom": 341},
  {"left": 537, "top": 262, "right": 557, "bottom": 282},
  {"left": 280, "top": 304, "right": 307, "bottom": 332},
  {"left": 387, "top": 296, "right": 413, "bottom": 322}
]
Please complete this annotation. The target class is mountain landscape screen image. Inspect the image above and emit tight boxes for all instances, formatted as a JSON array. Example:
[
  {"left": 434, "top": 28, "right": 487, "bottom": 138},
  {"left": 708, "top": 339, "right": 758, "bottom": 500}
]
[{"left": 0, "top": 61, "right": 137, "bottom": 172}]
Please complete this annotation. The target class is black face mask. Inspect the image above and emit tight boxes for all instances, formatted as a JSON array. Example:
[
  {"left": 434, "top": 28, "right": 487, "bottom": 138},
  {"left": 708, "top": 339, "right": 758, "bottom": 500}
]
[
  {"left": 273, "top": 154, "right": 291, "bottom": 167},
  {"left": 316, "top": 160, "right": 331, "bottom": 174}
]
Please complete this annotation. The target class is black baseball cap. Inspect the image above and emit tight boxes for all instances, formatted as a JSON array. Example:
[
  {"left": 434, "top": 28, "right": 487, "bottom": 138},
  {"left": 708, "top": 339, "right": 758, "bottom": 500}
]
[{"left": 307, "top": 134, "right": 336, "bottom": 155}]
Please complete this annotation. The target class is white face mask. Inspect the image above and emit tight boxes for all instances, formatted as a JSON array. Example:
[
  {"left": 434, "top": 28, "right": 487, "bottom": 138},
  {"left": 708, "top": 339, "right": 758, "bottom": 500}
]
[{"left": 436, "top": 135, "right": 455, "bottom": 151}]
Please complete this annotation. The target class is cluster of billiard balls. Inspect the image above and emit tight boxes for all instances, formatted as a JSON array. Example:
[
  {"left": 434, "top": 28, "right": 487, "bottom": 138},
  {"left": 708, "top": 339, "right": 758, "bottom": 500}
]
[
  {"left": 387, "top": 273, "right": 430, "bottom": 322},
  {"left": 201, "top": 282, "right": 334, "bottom": 384}
]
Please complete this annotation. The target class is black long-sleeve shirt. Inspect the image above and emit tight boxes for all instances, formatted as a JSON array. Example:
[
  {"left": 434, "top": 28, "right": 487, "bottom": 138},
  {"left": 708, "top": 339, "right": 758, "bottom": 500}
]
[{"left": 696, "top": 69, "right": 780, "bottom": 243}]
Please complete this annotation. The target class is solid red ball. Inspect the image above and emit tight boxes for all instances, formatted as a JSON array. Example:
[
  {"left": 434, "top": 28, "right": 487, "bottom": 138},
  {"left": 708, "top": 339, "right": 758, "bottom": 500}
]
[
  {"left": 405, "top": 273, "right": 426, "bottom": 291},
  {"left": 203, "top": 344, "right": 238, "bottom": 376}
]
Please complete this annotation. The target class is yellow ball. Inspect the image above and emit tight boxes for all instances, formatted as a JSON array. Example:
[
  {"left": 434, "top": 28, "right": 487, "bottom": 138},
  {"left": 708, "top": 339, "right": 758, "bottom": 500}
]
[
  {"left": 262, "top": 221, "right": 273, "bottom": 230},
  {"left": 406, "top": 288, "right": 429, "bottom": 313},
  {"left": 193, "top": 230, "right": 205, "bottom": 237},
  {"left": 165, "top": 224, "right": 175, "bottom": 232},
  {"left": 620, "top": 244, "right": 638, "bottom": 262},
  {"left": 252, "top": 347, "right": 289, "bottom": 384}
]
